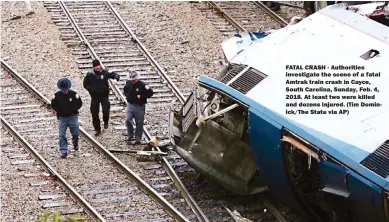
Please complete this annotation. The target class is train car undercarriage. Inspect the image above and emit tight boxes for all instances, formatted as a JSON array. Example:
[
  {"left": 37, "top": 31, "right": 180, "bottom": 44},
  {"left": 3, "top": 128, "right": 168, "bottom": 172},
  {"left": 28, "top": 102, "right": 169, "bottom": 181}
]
[{"left": 169, "top": 84, "right": 267, "bottom": 195}]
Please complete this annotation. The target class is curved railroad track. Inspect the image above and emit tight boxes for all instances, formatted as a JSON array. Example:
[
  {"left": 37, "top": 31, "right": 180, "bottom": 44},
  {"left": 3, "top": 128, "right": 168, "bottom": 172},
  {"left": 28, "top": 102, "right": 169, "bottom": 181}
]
[
  {"left": 29, "top": 1, "right": 300, "bottom": 221},
  {"left": 1, "top": 59, "right": 188, "bottom": 221}
]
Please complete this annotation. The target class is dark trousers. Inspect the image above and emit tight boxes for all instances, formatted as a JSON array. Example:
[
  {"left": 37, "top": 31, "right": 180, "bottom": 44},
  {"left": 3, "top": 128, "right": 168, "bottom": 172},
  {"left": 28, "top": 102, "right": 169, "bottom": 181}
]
[{"left": 90, "top": 96, "right": 110, "bottom": 131}]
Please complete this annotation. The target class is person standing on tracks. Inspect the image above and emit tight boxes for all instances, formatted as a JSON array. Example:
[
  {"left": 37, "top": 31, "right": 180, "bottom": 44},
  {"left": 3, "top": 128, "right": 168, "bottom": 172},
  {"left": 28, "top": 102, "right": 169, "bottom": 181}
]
[
  {"left": 51, "top": 78, "right": 82, "bottom": 158},
  {"left": 122, "top": 71, "right": 153, "bottom": 145},
  {"left": 83, "top": 59, "right": 120, "bottom": 136}
]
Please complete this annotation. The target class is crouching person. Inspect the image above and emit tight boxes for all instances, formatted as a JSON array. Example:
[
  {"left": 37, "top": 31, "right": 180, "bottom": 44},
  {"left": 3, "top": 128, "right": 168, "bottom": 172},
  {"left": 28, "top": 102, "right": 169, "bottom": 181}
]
[{"left": 51, "top": 78, "right": 82, "bottom": 158}]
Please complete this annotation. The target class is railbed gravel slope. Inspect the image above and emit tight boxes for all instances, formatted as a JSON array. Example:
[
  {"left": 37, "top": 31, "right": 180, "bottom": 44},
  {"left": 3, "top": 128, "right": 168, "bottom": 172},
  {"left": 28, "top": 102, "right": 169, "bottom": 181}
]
[{"left": 113, "top": 1, "right": 226, "bottom": 91}]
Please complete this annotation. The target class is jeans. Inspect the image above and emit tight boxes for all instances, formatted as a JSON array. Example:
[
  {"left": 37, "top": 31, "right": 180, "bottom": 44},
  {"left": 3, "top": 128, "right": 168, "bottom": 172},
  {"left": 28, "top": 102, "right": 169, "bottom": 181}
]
[
  {"left": 90, "top": 96, "right": 110, "bottom": 131},
  {"left": 125, "top": 103, "right": 145, "bottom": 142},
  {"left": 59, "top": 115, "right": 79, "bottom": 154}
]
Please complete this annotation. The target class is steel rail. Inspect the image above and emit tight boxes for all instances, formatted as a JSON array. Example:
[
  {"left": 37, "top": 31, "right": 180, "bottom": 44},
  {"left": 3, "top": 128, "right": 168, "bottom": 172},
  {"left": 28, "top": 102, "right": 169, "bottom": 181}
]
[
  {"left": 0, "top": 58, "right": 189, "bottom": 222},
  {"left": 254, "top": 1, "right": 288, "bottom": 26},
  {"left": 207, "top": 1, "right": 247, "bottom": 32},
  {"left": 106, "top": 2, "right": 209, "bottom": 221},
  {"left": 156, "top": 148, "right": 210, "bottom": 222},
  {"left": 0, "top": 116, "right": 105, "bottom": 222},
  {"left": 105, "top": 1, "right": 186, "bottom": 104},
  {"left": 0, "top": 59, "right": 51, "bottom": 105},
  {"left": 58, "top": 1, "right": 126, "bottom": 104}
]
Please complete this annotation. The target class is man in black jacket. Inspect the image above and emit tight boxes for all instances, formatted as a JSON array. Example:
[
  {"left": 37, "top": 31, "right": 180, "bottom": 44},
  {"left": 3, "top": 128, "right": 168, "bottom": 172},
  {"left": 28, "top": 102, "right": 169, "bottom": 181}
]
[
  {"left": 123, "top": 71, "right": 153, "bottom": 145},
  {"left": 51, "top": 78, "right": 82, "bottom": 158},
  {"left": 83, "top": 59, "right": 120, "bottom": 135}
]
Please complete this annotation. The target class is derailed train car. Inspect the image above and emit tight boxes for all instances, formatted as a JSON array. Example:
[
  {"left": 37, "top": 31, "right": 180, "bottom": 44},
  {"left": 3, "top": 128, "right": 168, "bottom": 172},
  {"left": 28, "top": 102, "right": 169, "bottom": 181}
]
[{"left": 168, "top": 2, "right": 389, "bottom": 222}]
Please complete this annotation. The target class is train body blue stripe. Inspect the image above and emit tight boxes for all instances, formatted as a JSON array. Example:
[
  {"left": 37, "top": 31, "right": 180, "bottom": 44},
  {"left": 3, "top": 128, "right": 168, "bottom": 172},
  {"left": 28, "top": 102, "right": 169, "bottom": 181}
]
[{"left": 199, "top": 75, "right": 389, "bottom": 190}]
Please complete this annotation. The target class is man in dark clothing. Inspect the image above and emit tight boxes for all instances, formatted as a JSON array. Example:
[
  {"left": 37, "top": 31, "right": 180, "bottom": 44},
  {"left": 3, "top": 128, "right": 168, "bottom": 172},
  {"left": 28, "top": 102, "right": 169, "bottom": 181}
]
[
  {"left": 51, "top": 78, "right": 82, "bottom": 158},
  {"left": 83, "top": 59, "right": 120, "bottom": 136},
  {"left": 123, "top": 71, "right": 153, "bottom": 145}
]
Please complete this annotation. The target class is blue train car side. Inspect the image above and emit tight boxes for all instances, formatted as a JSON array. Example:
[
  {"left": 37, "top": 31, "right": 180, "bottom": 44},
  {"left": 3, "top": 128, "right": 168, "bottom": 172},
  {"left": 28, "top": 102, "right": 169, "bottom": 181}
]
[
  {"left": 196, "top": 75, "right": 389, "bottom": 221},
  {"left": 169, "top": 2, "right": 389, "bottom": 221}
]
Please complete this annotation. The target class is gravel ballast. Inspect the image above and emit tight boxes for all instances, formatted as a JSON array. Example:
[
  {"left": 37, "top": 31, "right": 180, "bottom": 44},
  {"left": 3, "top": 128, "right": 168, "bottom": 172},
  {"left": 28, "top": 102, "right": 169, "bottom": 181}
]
[
  {"left": 0, "top": 133, "right": 46, "bottom": 222},
  {"left": 0, "top": 130, "right": 84, "bottom": 221}
]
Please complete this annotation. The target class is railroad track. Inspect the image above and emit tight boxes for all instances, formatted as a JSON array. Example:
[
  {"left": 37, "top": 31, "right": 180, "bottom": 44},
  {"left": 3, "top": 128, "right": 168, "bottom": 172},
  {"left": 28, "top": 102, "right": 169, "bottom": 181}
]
[
  {"left": 192, "top": 1, "right": 290, "bottom": 37},
  {"left": 17, "top": 1, "right": 297, "bottom": 221},
  {"left": 43, "top": 1, "right": 208, "bottom": 221},
  {"left": 0, "top": 59, "right": 188, "bottom": 221},
  {"left": 44, "top": 1, "right": 185, "bottom": 143},
  {"left": 0, "top": 125, "right": 90, "bottom": 221}
]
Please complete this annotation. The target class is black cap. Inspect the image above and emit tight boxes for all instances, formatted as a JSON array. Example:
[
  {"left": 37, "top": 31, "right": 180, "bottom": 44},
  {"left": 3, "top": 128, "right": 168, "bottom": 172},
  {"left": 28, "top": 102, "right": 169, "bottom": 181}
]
[{"left": 92, "top": 59, "right": 100, "bottom": 67}]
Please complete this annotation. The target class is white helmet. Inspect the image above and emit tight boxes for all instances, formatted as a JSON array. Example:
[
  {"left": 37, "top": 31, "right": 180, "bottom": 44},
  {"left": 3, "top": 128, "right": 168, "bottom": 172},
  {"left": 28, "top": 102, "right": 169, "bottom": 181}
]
[{"left": 127, "top": 70, "right": 139, "bottom": 80}]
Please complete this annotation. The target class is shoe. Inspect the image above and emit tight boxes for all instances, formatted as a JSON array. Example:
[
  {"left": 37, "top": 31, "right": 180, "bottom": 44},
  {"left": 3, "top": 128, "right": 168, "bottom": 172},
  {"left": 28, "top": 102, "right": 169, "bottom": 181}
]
[
  {"left": 94, "top": 130, "right": 101, "bottom": 136},
  {"left": 134, "top": 141, "right": 141, "bottom": 145},
  {"left": 104, "top": 122, "right": 108, "bottom": 129},
  {"left": 74, "top": 146, "right": 79, "bottom": 151},
  {"left": 60, "top": 153, "right": 67, "bottom": 158},
  {"left": 125, "top": 136, "right": 135, "bottom": 142}
]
